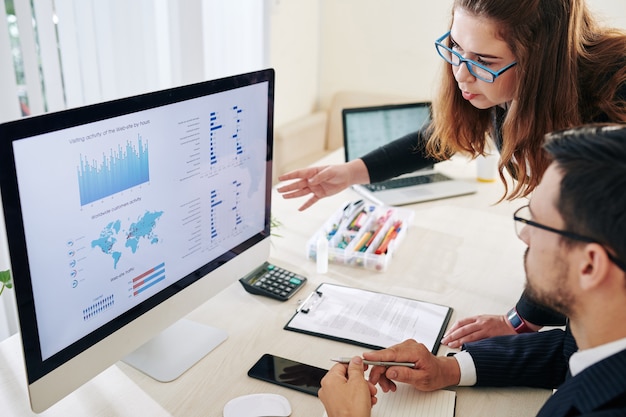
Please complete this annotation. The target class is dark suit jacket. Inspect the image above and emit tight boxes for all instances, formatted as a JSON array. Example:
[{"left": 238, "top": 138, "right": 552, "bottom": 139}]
[
  {"left": 537, "top": 348, "right": 626, "bottom": 416},
  {"left": 463, "top": 329, "right": 626, "bottom": 416}
]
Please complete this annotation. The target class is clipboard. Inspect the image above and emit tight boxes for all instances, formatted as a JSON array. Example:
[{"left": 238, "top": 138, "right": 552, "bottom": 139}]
[{"left": 284, "top": 283, "right": 452, "bottom": 354}]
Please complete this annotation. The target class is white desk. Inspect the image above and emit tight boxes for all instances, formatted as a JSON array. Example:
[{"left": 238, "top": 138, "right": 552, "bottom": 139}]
[{"left": 0, "top": 151, "right": 551, "bottom": 416}]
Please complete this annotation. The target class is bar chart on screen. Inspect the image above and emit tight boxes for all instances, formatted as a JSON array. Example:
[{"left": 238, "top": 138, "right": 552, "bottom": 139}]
[{"left": 77, "top": 135, "right": 150, "bottom": 205}]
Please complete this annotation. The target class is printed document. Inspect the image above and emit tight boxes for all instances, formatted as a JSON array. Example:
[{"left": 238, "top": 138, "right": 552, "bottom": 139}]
[{"left": 285, "top": 283, "right": 452, "bottom": 352}]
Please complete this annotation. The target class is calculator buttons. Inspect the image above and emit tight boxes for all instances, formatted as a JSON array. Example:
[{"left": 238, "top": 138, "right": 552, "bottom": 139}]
[{"left": 239, "top": 262, "right": 307, "bottom": 301}]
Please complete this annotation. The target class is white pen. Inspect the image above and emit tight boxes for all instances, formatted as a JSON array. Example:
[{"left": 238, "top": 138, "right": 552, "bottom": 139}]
[{"left": 331, "top": 357, "right": 416, "bottom": 368}]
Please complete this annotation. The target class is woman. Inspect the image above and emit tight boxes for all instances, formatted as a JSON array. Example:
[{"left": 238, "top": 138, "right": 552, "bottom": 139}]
[{"left": 277, "top": 0, "right": 626, "bottom": 348}]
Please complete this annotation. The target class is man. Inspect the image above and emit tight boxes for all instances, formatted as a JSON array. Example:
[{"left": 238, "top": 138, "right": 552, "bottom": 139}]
[{"left": 319, "top": 124, "right": 626, "bottom": 417}]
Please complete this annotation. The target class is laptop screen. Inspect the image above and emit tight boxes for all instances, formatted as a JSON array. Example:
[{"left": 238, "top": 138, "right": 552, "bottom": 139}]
[{"left": 342, "top": 102, "right": 431, "bottom": 162}]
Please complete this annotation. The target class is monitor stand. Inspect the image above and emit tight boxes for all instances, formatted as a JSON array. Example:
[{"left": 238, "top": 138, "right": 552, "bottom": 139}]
[{"left": 122, "top": 319, "right": 227, "bottom": 382}]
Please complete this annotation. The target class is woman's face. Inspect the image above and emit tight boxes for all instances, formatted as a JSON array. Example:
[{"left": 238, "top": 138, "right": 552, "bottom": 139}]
[{"left": 449, "top": 9, "right": 518, "bottom": 109}]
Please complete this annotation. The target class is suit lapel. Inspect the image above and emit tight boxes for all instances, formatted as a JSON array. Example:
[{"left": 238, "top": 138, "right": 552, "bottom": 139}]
[{"left": 537, "top": 349, "right": 626, "bottom": 416}]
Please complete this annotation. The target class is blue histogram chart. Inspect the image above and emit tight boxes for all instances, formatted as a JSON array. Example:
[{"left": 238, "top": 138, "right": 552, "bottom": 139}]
[
  {"left": 208, "top": 106, "right": 245, "bottom": 167},
  {"left": 210, "top": 189, "right": 222, "bottom": 239},
  {"left": 232, "top": 180, "right": 242, "bottom": 226},
  {"left": 77, "top": 135, "right": 150, "bottom": 205},
  {"left": 233, "top": 106, "right": 243, "bottom": 155},
  {"left": 209, "top": 112, "right": 222, "bottom": 166}
]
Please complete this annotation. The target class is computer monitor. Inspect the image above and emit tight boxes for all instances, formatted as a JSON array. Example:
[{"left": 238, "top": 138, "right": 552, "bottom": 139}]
[{"left": 0, "top": 68, "right": 274, "bottom": 412}]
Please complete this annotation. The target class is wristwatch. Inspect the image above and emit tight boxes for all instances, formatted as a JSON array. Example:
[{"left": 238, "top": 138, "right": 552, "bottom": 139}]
[{"left": 507, "top": 307, "right": 532, "bottom": 333}]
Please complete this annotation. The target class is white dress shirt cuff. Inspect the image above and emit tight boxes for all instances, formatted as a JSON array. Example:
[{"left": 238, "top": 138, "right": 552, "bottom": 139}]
[{"left": 454, "top": 351, "right": 477, "bottom": 386}]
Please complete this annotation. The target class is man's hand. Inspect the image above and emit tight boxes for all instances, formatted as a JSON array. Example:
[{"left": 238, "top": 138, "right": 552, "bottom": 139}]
[
  {"left": 364, "top": 339, "right": 460, "bottom": 392},
  {"left": 318, "top": 356, "right": 376, "bottom": 417}
]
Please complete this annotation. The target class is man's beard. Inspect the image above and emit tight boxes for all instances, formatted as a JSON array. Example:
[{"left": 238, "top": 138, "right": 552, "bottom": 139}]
[{"left": 523, "top": 248, "right": 575, "bottom": 317}]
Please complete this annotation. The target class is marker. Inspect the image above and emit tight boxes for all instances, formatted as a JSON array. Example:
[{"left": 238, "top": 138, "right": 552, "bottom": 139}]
[
  {"left": 354, "top": 231, "right": 373, "bottom": 252},
  {"left": 374, "top": 221, "right": 402, "bottom": 255},
  {"left": 362, "top": 209, "right": 393, "bottom": 250},
  {"left": 331, "top": 357, "right": 416, "bottom": 368},
  {"left": 348, "top": 210, "right": 368, "bottom": 231}
]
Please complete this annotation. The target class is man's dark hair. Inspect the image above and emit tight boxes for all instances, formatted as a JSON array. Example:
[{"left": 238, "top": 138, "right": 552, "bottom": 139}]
[{"left": 543, "top": 124, "right": 626, "bottom": 271}]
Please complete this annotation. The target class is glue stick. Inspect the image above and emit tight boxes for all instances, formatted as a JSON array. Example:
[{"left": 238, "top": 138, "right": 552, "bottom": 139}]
[{"left": 316, "top": 235, "right": 328, "bottom": 274}]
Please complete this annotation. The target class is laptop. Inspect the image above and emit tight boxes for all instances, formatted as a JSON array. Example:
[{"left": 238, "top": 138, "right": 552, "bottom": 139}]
[{"left": 342, "top": 102, "right": 477, "bottom": 206}]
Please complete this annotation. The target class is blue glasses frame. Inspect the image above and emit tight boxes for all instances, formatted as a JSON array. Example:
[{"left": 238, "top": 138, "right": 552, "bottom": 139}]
[{"left": 435, "top": 31, "right": 517, "bottom": 83}]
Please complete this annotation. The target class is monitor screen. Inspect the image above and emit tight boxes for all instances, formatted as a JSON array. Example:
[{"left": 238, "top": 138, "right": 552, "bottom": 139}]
[{"left": 0, "top": 68, "right": 274, "bottom": 412}]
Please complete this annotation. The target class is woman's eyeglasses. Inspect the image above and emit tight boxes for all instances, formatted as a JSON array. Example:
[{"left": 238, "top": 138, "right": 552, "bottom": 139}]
[{"left": 435, "top": 31, "right": 517, "bottom": 83}]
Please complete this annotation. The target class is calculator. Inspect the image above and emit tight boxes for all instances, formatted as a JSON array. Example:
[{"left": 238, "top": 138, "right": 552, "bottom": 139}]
[{"left": 239, "top": 262, "right": 307, "bottom": 301}]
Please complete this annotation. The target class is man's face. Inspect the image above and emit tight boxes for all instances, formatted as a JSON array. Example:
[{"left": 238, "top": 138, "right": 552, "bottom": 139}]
[{"left": 518, "top": 164, "right": 576, "bottom": 317}]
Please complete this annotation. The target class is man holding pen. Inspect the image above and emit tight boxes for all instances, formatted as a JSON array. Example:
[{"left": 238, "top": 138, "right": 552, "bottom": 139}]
[{"left": 318, "top": 124, "right": 626, "bottom": 417}]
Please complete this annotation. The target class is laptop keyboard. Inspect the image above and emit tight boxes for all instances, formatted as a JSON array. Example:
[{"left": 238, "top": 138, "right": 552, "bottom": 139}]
[{"left": 363, "top": 172, "right": 451, "bottom": 191}]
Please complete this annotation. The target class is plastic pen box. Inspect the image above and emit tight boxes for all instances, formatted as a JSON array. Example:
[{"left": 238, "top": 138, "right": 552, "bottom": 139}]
[{"left": 307, "top": 201, "right": 414, "bottom": 271}]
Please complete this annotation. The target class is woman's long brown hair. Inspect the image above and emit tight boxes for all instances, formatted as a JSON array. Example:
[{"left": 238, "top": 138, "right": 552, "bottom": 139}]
[{"left": 426, "top": 0, "right": 626, "bottom": 200}]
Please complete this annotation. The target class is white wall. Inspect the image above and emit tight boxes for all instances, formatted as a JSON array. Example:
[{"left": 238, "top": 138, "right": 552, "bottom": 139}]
[
  {"left": 588, "top": 0, "right": 626, "bottom": 28},
  {"left": 268, "top": 0, "right": 321, "bottom": 127},
  {"left": 318, "top": 0, "right": 453, "bottom": 108}
]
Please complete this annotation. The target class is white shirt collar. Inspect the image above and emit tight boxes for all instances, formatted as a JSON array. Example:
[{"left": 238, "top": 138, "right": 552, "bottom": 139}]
[{"left": 569, "top": 336, "right": 626, "bottom": 377}]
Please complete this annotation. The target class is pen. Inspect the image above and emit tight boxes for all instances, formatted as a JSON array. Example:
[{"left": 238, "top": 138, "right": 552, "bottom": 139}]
[
  {"left": 375, "top": 226, "right": 400, "bottom": 254},
  {"left": 361, "top": 229, "right": 379, "bottom": 251},
  {"left": 331, "top": 357, "right": 416, "bottom": 368}
]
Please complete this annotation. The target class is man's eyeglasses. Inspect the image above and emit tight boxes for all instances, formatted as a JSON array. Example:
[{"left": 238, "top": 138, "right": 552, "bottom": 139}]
[
  {"left": 435, "top": 31, "right": 517, "bottom": 83},
  {"left": 513, "top": 204, "right": 626, "bottom": 272}
]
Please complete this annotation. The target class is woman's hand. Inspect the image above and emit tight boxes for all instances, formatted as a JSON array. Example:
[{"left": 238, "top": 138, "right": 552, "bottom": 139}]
[
  {"left": 440, "top": 314, "right": 517, "bottom": 348},
  {"left": 277, "top": 159, "right": 369, "bottom": 211}
]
